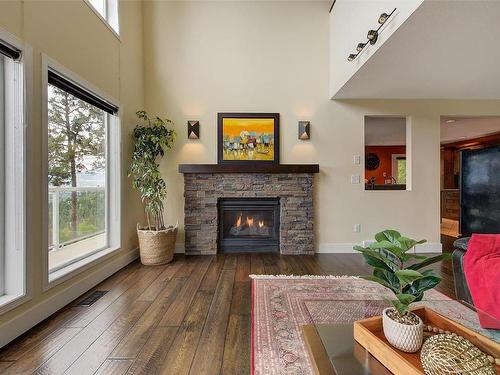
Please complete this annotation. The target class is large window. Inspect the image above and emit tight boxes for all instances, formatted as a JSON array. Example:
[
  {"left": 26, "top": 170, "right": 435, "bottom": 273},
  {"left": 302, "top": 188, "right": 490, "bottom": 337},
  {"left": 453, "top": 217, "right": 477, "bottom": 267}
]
[
  {"left": 0, "top": 35, "right": 26, "bottom": 311},
  {"left": 45, "top": 62, "right": 120, "bottom": 285},
  {"left": 86, "top": 0, "right": 119, "bottom": 35}
]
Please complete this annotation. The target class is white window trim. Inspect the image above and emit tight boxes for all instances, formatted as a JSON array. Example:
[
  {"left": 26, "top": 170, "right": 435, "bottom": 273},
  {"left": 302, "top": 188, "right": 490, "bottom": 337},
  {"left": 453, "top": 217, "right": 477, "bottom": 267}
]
[
  {"left": 83, "top": 0, "right": 120, "bottom": 40},
  {"left": 41, "top": 54, "right": 121, "bottom": 292},
  {"left": 0, "top": 27, "right": 32, "bottom": 315}
]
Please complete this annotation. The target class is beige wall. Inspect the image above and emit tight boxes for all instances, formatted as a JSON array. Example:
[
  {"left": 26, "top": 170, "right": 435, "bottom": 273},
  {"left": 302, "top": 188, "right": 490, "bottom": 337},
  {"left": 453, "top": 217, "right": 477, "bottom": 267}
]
[
  {"left": 1, "top": 0, "right": 499, "bottom": 345},
  {"left": 0, "top": 0, "right": 144, "bottom": 329},
  {"left": 143, "top": 1, "right": 500, "bottom": 252}
]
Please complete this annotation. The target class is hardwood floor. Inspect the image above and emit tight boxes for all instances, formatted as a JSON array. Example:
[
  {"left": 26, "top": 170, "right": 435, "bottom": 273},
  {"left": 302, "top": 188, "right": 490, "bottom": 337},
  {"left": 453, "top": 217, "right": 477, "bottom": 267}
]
[{"left": 0, "top": 254, "right": 456, "bottom": 375}]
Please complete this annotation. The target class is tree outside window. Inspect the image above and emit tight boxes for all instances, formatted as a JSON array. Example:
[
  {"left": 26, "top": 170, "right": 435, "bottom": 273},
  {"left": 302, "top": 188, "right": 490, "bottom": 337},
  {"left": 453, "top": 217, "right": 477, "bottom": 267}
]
[
  {"left": 397, "top": 157, "right": 407, "bottom": 184},
  {"left": 48, "top": 85, "right": 106, "bottom": 246}
]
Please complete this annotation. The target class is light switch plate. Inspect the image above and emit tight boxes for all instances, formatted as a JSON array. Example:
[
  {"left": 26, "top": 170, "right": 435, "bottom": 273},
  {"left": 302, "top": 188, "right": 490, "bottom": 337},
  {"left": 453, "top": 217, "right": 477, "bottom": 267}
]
[
  {"left": 351, "top": 174, "right": 361, "bottom": 184},
  {"left": 353, "top": 155, "right": 361, "bottom": 165},
  {"left": 354, "top": 224, "right": 361, "bottom": 232}
]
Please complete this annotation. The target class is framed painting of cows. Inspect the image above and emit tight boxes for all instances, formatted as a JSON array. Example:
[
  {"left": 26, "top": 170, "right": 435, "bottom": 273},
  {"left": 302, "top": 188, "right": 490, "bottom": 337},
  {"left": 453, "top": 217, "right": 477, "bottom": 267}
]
[{"left": 217, "top": 113, "right": 279, "bottom": 165}]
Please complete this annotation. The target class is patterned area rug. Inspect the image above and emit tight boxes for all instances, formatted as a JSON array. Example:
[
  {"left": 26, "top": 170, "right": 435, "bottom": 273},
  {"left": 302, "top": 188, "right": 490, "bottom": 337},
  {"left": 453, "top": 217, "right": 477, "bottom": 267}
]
[{"left": 250, "top": 275, "right": 493, "bottom": 375}]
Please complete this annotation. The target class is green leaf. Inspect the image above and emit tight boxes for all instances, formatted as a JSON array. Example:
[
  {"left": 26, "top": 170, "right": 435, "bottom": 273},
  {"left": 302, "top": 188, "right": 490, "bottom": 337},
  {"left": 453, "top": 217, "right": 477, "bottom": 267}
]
[
  {"left": 398, "top": 237, "right": 427, "bottom": 252},
  {"left": 395, "top": 269, "right": 423, "bottom": 287},
  {"left": 389, "top": 299, "right": 409, "bottom": 315},
  {"left": 359, "top": 249, "right": 399, "bottom": 272},
  {"left": 420, "top": 269, "right": 436, "bottom": 277},
  {"left": 412, "top": 292, "right": 424, "bottom": 302},
  {"left": 359, "top": 275, "right": 395, "bottom": 292},
  {"left": 404, "top": 275, "right": 441, "bottom": 295},
  {"left": 375, "top": 230, "right": 402, "bottom": 244},
  {"left": 372, "top": 268, "right": 400, "bottom": 294},
  {"left": 353, "top": 245, "right": 368, "bottom": 252},
  {"left": 396, "top": 293, "right": 416, "bottom": 306},
  {"left": 362, "top": 254, "right": 394, "bottom": 273},
  {"left": 369, "top": 241, "right": 403, "bottom": 257},
  {"left": 408, "top": 253, "right": 452, "bottom": 271}
]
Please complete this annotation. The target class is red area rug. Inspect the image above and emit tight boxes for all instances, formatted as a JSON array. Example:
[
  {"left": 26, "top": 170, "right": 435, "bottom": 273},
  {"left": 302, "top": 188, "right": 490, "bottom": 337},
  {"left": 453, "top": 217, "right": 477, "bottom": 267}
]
[{"left": 250, "top": 275, "right": 489, "bottom": 375}]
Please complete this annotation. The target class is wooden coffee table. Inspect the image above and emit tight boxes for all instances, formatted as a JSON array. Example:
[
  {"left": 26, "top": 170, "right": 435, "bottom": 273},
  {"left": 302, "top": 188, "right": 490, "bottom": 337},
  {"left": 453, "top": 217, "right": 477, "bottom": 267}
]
[{"left": 302, "top": 323, "right": 393, "bottom": 375}]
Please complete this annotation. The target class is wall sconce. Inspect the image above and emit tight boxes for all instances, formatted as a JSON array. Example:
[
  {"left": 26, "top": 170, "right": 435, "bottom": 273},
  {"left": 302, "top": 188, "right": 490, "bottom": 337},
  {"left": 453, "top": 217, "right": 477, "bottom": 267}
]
[
  {"left": 187, "top": 121, "right": 200, "bottom": 139},
  {"left": 347, "top": 8, "right": 396, "bottom": 62},
  {"left": 298, "top": 121, "right": 310, "bottom": 140}
]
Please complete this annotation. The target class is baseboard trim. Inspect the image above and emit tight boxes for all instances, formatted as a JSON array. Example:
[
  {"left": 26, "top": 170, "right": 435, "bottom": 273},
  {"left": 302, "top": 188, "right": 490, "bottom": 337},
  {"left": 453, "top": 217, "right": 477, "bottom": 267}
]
[
  {"left": 414, "top": 242, "right": 443, "bottom": 253},
  {"left": 0, "top": 247, "right": 139, "bottom": 349},
  {"left": 176, "top": 242, "right": 442, "bottom": 254},
  {"left": 317, "top": 243, "right": 356, "bottom": 253},
  {"left": 175, "top": 243, "right": 185, "bottom": 254},
  {"left": 317, "top": 242, "right": 442, "bottom": 254}
]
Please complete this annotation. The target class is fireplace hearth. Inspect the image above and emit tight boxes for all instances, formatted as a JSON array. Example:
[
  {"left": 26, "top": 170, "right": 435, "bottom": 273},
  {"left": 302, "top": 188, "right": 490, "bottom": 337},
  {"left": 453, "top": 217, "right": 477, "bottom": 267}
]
[{"left": 218, "top": 198, "right": 279, "bottom": 253}]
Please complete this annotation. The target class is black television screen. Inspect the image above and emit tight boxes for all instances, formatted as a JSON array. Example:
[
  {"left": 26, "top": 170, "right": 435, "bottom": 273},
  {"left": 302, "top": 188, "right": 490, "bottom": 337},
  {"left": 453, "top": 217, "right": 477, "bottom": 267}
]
[{"left": 460, "top": 146, "right": 500, "bottom": 236}]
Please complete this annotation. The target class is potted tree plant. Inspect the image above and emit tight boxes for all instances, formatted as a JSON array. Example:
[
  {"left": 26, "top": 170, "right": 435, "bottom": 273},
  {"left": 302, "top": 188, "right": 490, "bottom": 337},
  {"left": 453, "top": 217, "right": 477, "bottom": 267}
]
[
  {"left": 129, "top": 110, "right": 177, "bottom": 265},
  {"left": 354, "top": 230, "right": 451, "bottom": 353}
]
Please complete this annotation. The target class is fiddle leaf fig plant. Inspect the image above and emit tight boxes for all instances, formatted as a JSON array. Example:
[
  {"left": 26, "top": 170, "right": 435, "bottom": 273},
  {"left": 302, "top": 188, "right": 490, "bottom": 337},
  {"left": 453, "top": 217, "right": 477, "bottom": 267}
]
[
  {"left": 128, "top": 110, "right": 176, "bottom": 231},
  {"left": 354, "top": 230, "right": 452, "bottom": 317}
]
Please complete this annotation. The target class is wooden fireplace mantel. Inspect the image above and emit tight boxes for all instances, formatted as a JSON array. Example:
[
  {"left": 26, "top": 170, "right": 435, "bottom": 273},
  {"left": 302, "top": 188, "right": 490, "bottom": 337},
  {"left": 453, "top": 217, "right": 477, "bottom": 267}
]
[{"left": 178, "top": 163, "right": 319, "bottom": 174}]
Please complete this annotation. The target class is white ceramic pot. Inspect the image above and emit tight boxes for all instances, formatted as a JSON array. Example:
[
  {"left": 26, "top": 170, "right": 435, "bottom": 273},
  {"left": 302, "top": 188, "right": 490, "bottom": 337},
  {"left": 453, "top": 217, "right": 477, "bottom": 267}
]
[{"left": 382, "top": 308, "right": 424, "bottom": 353}]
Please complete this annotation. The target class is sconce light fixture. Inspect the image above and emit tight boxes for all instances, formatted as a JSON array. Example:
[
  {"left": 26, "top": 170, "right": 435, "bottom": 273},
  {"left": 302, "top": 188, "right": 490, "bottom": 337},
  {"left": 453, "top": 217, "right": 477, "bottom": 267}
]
[
  {"left": 187, "top": 120, "right": 200, "bottom": 139},
  {"left": 347, "top": 8, "right": 396, "bottom": 62},
  {"left": 367, "top": 30, "right": 378, "bottom": 44},
  {"left": 298, "top": 121, "right": 310, "bottom": 140}
]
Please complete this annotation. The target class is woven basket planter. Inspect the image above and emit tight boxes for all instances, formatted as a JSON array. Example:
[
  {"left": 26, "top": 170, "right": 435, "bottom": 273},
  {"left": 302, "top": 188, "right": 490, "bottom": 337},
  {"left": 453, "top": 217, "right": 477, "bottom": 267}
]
[{"left": 137, "top": 223, "right": 178, "bottom": 265}]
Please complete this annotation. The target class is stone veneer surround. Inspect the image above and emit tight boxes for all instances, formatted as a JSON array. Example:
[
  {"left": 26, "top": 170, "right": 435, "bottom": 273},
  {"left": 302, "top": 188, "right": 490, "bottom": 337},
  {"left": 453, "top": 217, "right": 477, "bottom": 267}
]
[{"left": 183, "top": 173, "right": 315, "bottom": 255}]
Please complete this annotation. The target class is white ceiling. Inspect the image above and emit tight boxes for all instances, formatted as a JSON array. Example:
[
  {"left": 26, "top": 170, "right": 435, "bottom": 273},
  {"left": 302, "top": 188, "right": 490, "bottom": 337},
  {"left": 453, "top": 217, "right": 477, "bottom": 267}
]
[
  {"left": 441, "top": 117, "right": 500, "bottom": 144},
  {"left": 365, "top": 117, "right": 406, "bottom": 146},
  {"left": 364, "top": 116, "right": 500, "bottom": 145},
  {"left": 333, "top": 1, "right": 500, "bottom": 99}
]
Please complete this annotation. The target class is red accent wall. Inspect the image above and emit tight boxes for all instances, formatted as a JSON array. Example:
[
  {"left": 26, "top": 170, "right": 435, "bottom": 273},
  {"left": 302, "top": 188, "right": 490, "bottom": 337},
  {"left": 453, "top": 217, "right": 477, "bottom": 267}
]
[{"left": 365, "top": 146, "right": 406, "bottom": 184}]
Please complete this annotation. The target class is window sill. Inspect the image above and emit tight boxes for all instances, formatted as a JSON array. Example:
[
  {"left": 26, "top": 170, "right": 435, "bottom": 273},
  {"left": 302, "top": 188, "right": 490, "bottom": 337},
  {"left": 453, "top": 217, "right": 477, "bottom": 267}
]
[
  {"left": 45, "top": 245, "right": 121, "bottom": 292},
  {"left": 365, "top": 184, "right": 408, "bottom": 191},
  {"left": 0, "top": 293, "right": 31, "bottom": 315}
]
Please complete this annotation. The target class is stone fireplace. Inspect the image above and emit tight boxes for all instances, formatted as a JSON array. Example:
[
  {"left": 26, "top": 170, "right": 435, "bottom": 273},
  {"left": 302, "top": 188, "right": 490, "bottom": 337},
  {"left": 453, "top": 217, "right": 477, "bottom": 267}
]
[{"left": 179, "top": 164, "right": 319, "bottom": 255}]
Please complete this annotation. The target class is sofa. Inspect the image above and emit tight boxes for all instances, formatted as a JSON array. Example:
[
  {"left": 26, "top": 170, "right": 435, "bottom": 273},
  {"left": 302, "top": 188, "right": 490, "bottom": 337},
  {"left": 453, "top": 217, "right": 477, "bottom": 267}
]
[{"left": 452, "top": 237, "right": 474, "bottom": 306}]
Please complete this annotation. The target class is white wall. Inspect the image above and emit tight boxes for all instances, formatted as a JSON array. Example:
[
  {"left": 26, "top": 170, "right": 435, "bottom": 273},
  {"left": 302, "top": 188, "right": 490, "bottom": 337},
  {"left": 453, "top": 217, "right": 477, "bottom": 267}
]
[
  {"left": 329, "top": 0, "right": 423, "bottom": 98},
  {"left": 143, "top": 1, "right": 500, "bottom": 255},
  {"left": 0, "top": 0, "right": 144, "bottom": 345}
]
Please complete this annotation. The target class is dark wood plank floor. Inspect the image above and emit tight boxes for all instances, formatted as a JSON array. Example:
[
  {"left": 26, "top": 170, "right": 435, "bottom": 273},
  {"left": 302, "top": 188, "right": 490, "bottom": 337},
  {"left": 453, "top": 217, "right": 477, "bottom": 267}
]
[{"left": 0, "top": 254, "right": 456, "bottom": 375}]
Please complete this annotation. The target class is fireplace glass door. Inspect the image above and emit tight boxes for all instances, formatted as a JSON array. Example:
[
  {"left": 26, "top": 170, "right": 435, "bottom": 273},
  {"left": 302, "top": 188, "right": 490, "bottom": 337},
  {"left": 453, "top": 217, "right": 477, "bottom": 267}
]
[{"left": 218, "top": 198, "right": 279, "bottom": 253}]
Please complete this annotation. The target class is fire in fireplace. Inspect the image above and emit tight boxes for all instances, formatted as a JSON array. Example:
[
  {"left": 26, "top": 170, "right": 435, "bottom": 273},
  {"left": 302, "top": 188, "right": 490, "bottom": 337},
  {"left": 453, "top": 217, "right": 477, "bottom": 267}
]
[
  {"left": 228, "top": 213, "right": 271, "bottom": 237},
  {"left": 218, "top": 198, "right": 280, "bottom": 253}
]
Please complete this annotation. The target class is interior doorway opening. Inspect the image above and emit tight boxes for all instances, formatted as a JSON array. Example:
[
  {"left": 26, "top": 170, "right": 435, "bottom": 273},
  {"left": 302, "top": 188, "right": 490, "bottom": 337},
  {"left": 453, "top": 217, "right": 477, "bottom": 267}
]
[{"left": 440, "top": 116, "right": 500, "bottom": 251}]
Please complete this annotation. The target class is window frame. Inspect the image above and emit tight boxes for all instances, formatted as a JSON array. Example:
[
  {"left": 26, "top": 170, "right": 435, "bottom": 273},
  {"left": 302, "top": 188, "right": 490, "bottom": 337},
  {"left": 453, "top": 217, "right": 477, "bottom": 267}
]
[
  {"left": 0, "top": 28, "right": 32, "bottom": 315},
  {"left": 41, "top": 54, "right": 121, "bottom": 291},
  {"left": 0, "top": 51, "right": 4, "bottom": 298},
  {"left": 83, "top": 0, "right": 120, "bottom": 38}
]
